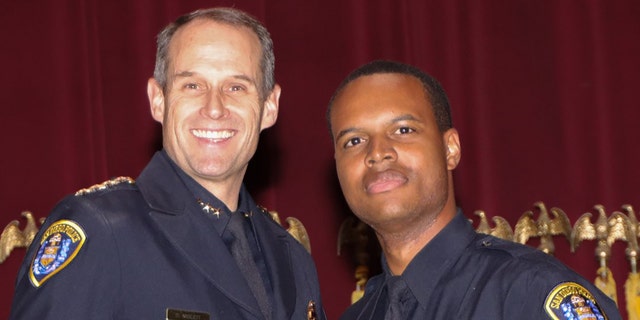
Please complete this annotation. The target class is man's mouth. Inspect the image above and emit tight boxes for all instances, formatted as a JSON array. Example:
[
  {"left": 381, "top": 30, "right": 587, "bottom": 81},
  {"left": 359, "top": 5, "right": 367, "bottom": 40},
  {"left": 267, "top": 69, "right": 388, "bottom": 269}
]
[
  {"left": 191, "top": 129, "right": 235, "bottom": 141},
  {"left": 365, "top": 170, "right": 407, "bottom": 194}
]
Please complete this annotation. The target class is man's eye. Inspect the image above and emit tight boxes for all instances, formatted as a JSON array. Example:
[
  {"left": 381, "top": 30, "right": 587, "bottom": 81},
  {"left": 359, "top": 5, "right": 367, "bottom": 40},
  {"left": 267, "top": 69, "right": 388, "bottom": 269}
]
[
  {"left": 228, "top": 85, "right": 246, "bottom": 92},
  {"left": 396, "top": 127, "right": 415, "bottom": 134},
  {"left": 184, "top": 83, "right": 199, "bottom": 90},
  {"left": 344, "top": 137, "right": 363, "bottom": 148}
]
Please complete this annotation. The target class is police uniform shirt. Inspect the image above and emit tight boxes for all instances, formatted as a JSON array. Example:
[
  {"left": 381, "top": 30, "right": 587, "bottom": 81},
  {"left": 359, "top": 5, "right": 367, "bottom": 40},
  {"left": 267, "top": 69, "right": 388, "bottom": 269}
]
[
  {"left": 168, "top": 151, "right": 274, "bottom": 289},
  {"left": 340, "top": 210, "right": 622, "bottom": 320},
  {"left": 168, "top": 150, "right": 275, "bottom": 317},
  {"left": 10, "top": 151, "right": 325, "bottom": 320}
]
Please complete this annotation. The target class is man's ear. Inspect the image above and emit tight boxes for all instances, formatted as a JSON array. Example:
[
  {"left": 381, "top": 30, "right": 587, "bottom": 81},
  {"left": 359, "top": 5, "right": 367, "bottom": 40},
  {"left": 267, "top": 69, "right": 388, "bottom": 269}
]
[
  {"left": 147, "top": 78, "right": 165, "bottom": 124},
  {"left": 260, "top": 84, "right": 281, "bottom": 131},
  {"left": 444, "top": 128, "right": 461, "bottom": 170}
]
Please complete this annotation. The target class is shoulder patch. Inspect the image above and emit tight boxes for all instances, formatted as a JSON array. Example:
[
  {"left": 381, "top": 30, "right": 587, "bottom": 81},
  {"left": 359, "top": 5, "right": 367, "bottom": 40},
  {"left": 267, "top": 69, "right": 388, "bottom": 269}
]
[
  {"left": 75, "top": 176, "right": 135, "bottom": 196},
  {"left": 29, "top": 220, "right": 86, "bottom": 287},
  {"left": 544, "top": 282, "right": 607, "bottom": 320}
]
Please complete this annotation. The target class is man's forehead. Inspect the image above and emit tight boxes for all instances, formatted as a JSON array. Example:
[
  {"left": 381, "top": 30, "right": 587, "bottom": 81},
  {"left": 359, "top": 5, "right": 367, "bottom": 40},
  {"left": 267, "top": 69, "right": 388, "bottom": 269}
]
[
  {"left": 173, "top": 20, "right": 257, "bottom": 50},
  {"left": 331, "top": 74, "right": 434, "bottom": 130},
  {"left": 335, "top": 74, "right": 427, "bottom": 107},
  {"left": 166, "top": 20, "right": 261, "bottom": 78}
]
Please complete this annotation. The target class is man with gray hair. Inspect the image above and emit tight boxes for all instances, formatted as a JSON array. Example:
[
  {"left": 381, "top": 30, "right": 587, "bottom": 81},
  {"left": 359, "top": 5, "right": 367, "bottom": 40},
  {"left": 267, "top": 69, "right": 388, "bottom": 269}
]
[{"left": 10, "top": 7, "right": 325, "bottom": 320}]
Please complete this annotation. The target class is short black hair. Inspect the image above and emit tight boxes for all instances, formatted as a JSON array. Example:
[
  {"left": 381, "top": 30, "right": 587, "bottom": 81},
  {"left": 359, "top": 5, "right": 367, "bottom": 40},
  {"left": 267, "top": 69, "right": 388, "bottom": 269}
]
[{"left": 327, "top": 60, "right": 452, "bottom": 138}]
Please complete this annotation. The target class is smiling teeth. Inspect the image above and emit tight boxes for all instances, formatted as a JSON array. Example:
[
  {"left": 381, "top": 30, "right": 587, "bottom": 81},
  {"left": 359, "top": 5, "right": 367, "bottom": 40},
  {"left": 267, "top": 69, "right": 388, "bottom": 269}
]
[{"left": 192, "top": 129, "right": 234, "bottom": 139}]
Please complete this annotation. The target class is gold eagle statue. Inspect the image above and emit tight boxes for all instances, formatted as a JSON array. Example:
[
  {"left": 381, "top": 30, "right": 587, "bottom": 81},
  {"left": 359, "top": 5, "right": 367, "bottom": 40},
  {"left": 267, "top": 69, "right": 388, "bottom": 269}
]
[
  {"left": 571, "top": 205, "right": 632, "bottom": 269},
  {"left": 337, "top": 216, "right": 374, "bottom": 304},
  {"left": 1, "top": 211, "right": 41, "bottom": 263},
  {"left": 621, "top": 204, "right": 639, "bottom": 273},
  {"left": 474, "top": 210, "right": 514, "bottom": 241},
  {"left": 514, "top": 201, "right": 572, "bottom": 255},
  {"left": 268, "top": 211, "right": 311, "bottom": 254}
]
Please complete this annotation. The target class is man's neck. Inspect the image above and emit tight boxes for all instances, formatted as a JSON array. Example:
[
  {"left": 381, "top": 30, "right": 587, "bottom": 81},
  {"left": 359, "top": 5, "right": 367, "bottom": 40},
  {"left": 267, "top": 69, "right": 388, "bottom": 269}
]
[{"left": 378, "top": 207, "right": 456, "bottom": 275}]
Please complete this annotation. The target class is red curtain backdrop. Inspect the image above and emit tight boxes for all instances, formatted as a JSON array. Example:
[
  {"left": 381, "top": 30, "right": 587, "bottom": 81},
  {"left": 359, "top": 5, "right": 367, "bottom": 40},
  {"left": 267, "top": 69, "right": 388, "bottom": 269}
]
[{"left": 1, "top": 1, "right": 639, "bottom": 319}]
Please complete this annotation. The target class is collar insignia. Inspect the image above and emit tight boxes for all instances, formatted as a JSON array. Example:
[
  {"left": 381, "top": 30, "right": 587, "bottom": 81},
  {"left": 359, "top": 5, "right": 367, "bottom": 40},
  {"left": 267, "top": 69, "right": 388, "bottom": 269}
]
[{"left": 197, "top": 199, "right": 221, "bottom": 218}]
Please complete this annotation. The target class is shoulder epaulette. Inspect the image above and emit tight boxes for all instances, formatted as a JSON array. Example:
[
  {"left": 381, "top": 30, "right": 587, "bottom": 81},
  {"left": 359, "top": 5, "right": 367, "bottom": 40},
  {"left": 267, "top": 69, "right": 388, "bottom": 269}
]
[{"left": 74, "top": 176, "right": 135, "bottom": 196}]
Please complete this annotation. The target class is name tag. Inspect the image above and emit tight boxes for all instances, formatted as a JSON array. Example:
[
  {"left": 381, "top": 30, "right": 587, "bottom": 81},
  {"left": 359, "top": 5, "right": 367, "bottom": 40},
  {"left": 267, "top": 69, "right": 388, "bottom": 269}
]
[{"left": 166, "top": 308, "right": 210, "bottom": 320}]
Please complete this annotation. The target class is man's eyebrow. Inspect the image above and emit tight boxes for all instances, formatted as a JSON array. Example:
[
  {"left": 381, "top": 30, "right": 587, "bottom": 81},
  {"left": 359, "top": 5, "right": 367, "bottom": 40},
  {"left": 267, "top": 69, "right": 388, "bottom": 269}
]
[
  {"left": 335, "top": 127, "right": 359, "bottom": 142},
  {"left": 172, "top": 71, "right": 256, "bottom": 85},
  {"left": 231, "top": 74, "right": 255, "bottom": 83},
  {"left": 334, "top": 114, "right": 419, "bottom": 141},
  {"left": 174, "top": 70, "right": 195, "bottom": 78},
  {"left": 391, "top": 114, "right": 419, "bottom": 123}
]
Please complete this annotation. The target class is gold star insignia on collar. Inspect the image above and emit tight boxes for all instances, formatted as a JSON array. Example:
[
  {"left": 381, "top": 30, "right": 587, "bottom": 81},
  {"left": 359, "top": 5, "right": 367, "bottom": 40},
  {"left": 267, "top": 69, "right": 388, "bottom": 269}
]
[{"left": 197, "top": 199, "right": 221, "bottom": 218}]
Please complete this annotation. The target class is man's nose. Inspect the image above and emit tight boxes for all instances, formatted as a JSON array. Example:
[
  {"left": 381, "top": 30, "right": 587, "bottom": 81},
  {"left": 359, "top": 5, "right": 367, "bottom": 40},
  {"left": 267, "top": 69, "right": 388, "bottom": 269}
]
[
  {"left": 201, "top": 91, "right": 229, "bottom": 119},
  {"left": 365, "top": 137, "right": 397, "bottom": 167}
]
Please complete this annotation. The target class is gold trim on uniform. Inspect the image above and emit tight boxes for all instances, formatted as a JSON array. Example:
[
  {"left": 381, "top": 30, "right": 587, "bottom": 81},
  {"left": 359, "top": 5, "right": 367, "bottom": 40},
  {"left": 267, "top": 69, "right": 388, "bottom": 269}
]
[{"left": 75, "top": 176, "right": 135, "bottom": 196}]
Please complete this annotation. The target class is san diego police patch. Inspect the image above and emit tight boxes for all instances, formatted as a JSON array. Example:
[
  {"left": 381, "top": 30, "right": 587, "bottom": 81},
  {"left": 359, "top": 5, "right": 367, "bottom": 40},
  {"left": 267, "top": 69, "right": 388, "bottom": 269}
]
[
  {"left": 544, "top": 282, "right": 607, "bottom": 320},
  {"left": 29, "top": 220, "right": 86, "bottom": 287}
]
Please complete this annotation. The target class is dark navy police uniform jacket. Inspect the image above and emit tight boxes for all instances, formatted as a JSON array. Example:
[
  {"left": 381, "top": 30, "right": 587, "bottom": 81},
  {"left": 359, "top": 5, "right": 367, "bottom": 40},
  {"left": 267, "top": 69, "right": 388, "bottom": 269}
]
[
  {"left": 340, "top": 210, "right": 622, "bottom": 320},
  {"left": 10, "top": 151, "right": 325, "bottom": 320}
]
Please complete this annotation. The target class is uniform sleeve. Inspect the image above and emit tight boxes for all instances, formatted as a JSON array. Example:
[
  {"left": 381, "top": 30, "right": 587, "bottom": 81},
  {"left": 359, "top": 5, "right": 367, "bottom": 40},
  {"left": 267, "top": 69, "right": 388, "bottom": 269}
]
[
  {"left": 10, "top": 196, "right": 121, "bottom": 319},
  {"left": 502, "top": 256, "right": 623, "bottom": 320}
]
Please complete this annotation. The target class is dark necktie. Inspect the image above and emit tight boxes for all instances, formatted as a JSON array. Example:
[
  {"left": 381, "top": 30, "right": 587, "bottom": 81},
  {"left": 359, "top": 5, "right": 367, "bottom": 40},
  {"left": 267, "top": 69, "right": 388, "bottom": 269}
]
[
  {"left": 227, "top": 212, "right": 272, "bottom": 319},
  {"left": 384, "top": 276, "right": 410, "bottom": 320}
]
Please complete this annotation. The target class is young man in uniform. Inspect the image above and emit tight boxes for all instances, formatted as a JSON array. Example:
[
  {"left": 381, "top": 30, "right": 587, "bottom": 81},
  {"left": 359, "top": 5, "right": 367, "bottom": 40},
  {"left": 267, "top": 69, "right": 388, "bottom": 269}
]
[{"left": 327, "top": 60, "right": 620, "bottom": 319}]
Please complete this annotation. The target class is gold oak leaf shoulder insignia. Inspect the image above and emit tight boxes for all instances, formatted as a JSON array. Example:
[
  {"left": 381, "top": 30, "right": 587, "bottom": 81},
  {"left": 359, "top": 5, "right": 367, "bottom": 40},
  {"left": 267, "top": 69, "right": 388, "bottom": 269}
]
[{"left": 75, "top": 176, "right": 135, "bottom": 196}]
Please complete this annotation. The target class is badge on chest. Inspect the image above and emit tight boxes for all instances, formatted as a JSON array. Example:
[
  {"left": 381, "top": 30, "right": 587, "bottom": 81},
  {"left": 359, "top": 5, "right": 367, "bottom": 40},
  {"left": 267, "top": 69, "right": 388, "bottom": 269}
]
[{"left": 166, "top": 308, "right": 210, "bottom": 320}]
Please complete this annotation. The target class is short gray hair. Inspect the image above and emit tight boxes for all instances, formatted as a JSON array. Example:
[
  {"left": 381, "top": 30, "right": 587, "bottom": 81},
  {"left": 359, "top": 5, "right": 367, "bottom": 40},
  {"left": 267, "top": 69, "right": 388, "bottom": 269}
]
[{"left": 153, "top": 7, "right": 275, "bottom": 101}]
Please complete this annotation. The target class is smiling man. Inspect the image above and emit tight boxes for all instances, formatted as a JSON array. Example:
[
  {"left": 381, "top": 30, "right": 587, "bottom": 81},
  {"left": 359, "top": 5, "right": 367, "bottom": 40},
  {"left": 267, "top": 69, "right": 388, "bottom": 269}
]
[
  {"left": 328, "top": 60, "right": 620, "bottom": 320},
  {"left": 10, "top": 8, "right": 325, "bottom": 320}
]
